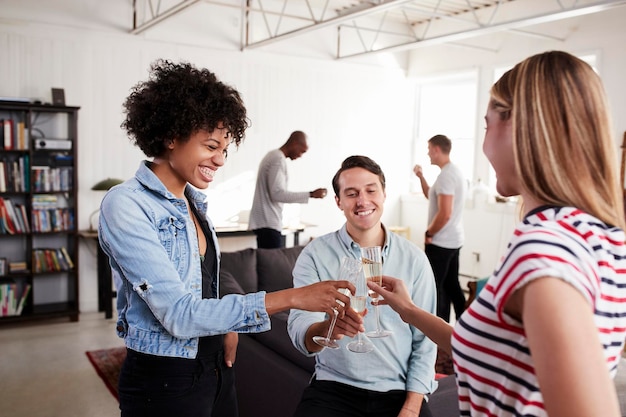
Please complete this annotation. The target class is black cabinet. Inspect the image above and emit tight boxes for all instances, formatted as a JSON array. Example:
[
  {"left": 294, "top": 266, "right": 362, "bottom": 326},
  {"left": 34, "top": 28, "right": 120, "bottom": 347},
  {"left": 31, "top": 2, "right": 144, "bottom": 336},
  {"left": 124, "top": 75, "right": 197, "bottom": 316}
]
[{"left": 0, "top": 101, "right": 80, "bottom": 323}]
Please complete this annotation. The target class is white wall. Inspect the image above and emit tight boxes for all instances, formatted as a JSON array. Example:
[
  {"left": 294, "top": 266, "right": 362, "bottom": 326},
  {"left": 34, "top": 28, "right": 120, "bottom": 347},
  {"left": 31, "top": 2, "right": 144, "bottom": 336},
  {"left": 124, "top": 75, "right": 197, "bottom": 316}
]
[{"left": 0, "top": 4, "right": 417, "bottom": 312}]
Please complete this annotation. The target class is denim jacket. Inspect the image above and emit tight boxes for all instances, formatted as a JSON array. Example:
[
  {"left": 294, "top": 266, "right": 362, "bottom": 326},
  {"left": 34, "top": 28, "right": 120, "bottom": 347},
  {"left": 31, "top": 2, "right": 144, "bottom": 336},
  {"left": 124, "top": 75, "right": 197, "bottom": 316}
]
[{"left": 98, "top": 161, "right": 270, "bottom": 359}]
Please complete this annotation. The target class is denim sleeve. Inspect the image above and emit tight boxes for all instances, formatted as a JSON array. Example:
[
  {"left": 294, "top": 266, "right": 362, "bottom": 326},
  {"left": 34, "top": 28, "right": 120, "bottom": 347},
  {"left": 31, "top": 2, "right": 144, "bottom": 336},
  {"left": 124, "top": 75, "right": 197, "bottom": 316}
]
[{"left": 99, "top": 188, "right": 270, "bottom": 338}]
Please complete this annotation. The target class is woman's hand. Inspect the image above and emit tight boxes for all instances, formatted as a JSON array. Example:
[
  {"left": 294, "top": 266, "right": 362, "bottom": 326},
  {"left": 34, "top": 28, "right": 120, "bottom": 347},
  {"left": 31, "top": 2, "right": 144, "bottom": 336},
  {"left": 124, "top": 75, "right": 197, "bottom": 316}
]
[
  {"left": 369, "top": 275, "right": 455, "bottom": 354},
  {"left": 295, "top": 280, "right": 355, "bottom": 318},
  {"left": 266, "top": 280, "right": 355, "bottom": 317},
  {"left": 367, "top": 275, "right": 414, "bottom": 320},
  {"left": 223, "top": 331, "right": 238, "bottom": 367}
]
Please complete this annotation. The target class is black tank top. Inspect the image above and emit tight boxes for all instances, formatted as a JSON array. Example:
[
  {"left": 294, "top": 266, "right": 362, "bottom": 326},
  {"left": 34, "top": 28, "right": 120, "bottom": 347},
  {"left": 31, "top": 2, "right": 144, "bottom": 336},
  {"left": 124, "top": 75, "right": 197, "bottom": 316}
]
[{"left": 188, "top": 200, "right": 222, "bottom": 355}]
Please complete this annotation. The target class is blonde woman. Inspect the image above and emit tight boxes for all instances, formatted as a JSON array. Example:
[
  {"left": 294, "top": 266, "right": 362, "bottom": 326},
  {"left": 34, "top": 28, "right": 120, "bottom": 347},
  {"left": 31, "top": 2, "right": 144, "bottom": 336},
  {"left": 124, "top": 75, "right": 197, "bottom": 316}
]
[{"left": 369, "top": 50, "right": 626, "bottom": 417}]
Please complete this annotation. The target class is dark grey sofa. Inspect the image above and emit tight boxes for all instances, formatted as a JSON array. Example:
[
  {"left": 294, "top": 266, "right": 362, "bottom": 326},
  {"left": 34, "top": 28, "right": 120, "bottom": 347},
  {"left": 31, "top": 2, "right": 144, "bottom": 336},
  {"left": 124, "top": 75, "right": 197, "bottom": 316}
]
[{"left": 219, "top": 245, "right": 459, "bottom": 417}]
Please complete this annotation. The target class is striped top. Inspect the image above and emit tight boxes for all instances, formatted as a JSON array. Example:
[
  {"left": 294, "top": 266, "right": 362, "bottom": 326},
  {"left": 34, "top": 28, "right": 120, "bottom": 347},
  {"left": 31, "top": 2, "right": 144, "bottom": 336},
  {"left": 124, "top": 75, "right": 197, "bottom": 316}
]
[{"left": 451, "top": 206, "right": 626, "bottom": 416}]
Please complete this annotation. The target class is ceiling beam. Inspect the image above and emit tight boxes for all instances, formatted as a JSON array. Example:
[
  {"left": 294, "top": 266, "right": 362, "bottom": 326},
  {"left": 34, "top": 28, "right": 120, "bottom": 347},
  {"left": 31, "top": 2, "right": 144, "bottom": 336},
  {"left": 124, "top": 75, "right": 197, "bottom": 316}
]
[
  {"left": 243, "top": 0, "right": 416, "bottom": 49},
  {"left": 338, "top": 0, "right": 626, "bottom": 59},
  {"left": 131, "top": 0, "right": 202, "bottom": 35}
]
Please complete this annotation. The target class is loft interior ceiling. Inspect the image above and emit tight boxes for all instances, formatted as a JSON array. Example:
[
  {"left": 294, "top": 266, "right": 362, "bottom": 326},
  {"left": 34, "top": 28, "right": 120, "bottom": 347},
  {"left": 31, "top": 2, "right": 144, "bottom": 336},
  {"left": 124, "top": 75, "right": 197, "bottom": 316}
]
[{"left": 130, "top": 0, "right": 626, "bottom": 59}]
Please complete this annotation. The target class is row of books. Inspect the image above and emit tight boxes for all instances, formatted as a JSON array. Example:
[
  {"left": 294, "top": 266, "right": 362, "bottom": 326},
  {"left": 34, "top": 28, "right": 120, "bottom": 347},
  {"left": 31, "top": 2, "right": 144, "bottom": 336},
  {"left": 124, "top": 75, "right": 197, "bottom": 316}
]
[
  {"left": 1, "top": 117, "right": 29, "bottom": 151},
  {"left": 32, "top": 247, "right": 74, "bottom": 273},
  {"left": 31, "top": 166, "right": 72, "bottom": 192},
  {"left": 0, "top": 283, "right": 31, "bottom": 317},
  {"left": 0, "top": 197, "right": 29, "bottom": 234},
  {"left": 31, "top": 207, "right": 74, "bottom": 233},
  {"left": 0, "top": 155, "right": 29, "bottom": 192},
  {"left": 0, "top": 196, "right": 75, "bottom": 234}
]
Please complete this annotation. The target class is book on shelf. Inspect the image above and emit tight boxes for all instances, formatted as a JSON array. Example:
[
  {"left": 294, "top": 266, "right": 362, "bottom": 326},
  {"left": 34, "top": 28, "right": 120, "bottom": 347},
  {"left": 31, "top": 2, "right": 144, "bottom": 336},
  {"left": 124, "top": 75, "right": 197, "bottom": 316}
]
[
  {"left": 17, "top": 204, "right": 29, "bottom": 233},
  {"left": 15, "top": 284, "right": 31, "bottom": 315},
  {"left": 9, "top": 261, "right": 28, "bottom": 273},
  {"left": 0, "top": 161, "right": 5, "bottom": 192},
  {"left": 2, "top": 119, "right": 12, "bottom": 150},
  {"left": 0, "top": 282, "right": 31, "bottom": 317},
  {"left": 0, "top": 197, "right": 18, "bottom": 234},
  {"left": 59, "top": 246, "right": 74, "bottom": 269}
]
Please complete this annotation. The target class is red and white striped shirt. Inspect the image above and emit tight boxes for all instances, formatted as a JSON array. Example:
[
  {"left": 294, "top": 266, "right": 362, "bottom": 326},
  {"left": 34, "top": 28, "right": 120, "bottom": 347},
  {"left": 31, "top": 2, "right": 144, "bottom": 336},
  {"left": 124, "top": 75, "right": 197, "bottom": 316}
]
[{"left": 452, "top": 206, "right": 626, "bottom": 416}]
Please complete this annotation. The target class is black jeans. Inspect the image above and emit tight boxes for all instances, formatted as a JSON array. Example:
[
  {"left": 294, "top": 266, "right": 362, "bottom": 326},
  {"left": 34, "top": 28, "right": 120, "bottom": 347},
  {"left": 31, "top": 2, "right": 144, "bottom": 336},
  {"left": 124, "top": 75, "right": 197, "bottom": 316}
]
[
  {"left": 425, "top": 244, "right": 465, "bottom": 322},
  {"left": 293, "top": 379, "right": 432, "bottom": 417},
  {"left": 118, "top": 347, "right": 237, "bottom": 417},
  {"left": 253, "top": 228, "right": 285, "bottom": 249}
]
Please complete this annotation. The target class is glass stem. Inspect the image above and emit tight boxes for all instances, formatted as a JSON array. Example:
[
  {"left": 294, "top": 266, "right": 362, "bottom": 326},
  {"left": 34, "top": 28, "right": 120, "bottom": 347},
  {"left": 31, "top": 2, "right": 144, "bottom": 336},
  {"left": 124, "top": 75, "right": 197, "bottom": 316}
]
[
  {"left": 325, "top": 310, "right": 338, "bottom": 342},
  {"left": 374, "top": 304, "right": 382, "bottom": 333}
]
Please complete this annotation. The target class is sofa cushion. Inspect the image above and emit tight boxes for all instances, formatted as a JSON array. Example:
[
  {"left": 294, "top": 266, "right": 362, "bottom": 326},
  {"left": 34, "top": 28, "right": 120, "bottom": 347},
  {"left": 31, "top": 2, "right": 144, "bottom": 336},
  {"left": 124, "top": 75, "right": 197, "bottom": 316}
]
[
  {"left": 220, "top": 248, "right": 258, "bottom": 293},
  {"left": 257, "top": 246, "right": 304, "bottom": 293},
  {"left": 249, "top": 311, "right": 315, "bottom": 372},
  {"left": 219, "top": 270, "right": 244, "bottom": 296}
]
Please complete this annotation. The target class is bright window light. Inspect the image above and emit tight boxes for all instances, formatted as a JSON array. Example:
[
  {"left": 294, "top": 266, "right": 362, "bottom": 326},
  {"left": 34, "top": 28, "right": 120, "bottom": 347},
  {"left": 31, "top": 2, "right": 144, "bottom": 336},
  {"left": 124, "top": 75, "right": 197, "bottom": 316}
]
[{"left": 412, "top": 72, "right": 477, "bottom": 190}]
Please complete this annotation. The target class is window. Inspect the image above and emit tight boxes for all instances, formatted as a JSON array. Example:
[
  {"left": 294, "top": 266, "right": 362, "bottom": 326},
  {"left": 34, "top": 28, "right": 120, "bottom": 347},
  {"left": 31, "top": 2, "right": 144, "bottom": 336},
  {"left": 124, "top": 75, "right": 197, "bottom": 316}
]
[{"left": 412, "top": 72, "right": 477, "bottom": 191}]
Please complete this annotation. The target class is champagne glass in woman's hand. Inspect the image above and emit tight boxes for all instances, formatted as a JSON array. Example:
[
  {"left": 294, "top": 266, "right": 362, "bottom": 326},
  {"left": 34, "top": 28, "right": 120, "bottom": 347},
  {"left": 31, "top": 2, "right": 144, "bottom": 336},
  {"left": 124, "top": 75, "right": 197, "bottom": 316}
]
[
  {"left": 361, "top": 246, "right": 392, "bottom": 338},
  {"left": 313, "top": 257, "right": 362, "bottom": 349}
]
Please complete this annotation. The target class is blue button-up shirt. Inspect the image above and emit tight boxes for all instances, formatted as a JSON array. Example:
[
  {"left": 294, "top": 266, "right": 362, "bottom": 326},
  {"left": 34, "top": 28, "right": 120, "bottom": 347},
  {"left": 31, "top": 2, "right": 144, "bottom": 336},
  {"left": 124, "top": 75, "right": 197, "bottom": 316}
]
[
  {"left": 98, "top": 161, "right": 270, "bottom": 358},
  {"left": 288, "top": 224, "right": 438, "bottom": 395}
]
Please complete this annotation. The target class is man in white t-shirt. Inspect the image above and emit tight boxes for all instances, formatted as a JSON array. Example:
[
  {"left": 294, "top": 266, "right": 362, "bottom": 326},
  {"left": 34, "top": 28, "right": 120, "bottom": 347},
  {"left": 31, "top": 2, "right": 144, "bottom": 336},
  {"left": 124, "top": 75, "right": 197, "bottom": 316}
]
[{"left": 414, "top": 134, "right": 466, "bottom": 322}]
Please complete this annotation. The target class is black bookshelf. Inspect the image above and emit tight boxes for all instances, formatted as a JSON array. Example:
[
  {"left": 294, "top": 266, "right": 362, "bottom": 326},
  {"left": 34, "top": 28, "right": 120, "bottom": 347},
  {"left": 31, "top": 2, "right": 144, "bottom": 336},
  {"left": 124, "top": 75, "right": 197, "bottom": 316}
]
[{"left": 0, "top": 101, "right": 80, "bottom": 324}]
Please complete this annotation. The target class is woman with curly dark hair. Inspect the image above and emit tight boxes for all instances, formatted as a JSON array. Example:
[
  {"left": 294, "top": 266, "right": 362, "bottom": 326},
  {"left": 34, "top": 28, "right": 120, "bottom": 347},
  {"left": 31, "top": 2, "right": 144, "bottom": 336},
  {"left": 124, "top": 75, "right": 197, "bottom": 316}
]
[{"left": 98, "top": 60, "right": 353, "bottom": 417}]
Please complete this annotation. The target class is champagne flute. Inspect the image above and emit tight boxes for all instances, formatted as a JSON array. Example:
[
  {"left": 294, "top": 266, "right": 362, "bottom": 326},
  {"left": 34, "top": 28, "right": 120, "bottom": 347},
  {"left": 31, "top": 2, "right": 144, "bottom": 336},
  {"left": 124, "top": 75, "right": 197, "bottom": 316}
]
[
  {"left": 313, "top": 257, "right": 362, "bottom": 349},
  {"left": 347, "top": 263, "right": 374, "bottom": 354},
  {"left": 361, "top": 246, "right": 392, "bottom": 338}
]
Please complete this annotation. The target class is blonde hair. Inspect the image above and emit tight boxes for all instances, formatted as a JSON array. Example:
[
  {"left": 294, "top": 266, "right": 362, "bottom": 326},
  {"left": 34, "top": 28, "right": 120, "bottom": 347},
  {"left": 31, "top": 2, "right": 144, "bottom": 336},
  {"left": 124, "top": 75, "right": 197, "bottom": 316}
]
[{"left": 490, "top": 51, "right": 625, "bottom": 230}]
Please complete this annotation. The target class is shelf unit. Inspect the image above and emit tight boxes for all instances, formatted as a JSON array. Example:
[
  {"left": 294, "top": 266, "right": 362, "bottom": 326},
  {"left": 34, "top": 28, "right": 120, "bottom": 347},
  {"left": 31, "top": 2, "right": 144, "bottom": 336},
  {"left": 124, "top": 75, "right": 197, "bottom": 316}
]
[{"left": 0, "top": 101, "right": 80, "bottom": 324}]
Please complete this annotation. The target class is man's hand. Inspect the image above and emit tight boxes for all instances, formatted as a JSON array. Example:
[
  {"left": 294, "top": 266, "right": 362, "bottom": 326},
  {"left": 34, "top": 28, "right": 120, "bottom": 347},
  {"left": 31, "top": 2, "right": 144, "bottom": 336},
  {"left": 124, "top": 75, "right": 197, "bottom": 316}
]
[
  {"left": 331, "top": 307, "right": 366, "bottom": 339},
  {"left": 310, "top": 188, "right": 328, "bottom": 198},
  {"left": 413, "top": 165, "right": 424, "bottom": 178}
]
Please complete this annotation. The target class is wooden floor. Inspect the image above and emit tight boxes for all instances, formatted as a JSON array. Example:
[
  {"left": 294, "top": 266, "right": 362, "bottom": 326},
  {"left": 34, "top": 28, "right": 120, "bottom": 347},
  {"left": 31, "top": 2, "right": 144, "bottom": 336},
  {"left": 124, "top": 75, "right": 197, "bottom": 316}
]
[{"left": 0, "top": 312, "right": 123, "bottom": 417}]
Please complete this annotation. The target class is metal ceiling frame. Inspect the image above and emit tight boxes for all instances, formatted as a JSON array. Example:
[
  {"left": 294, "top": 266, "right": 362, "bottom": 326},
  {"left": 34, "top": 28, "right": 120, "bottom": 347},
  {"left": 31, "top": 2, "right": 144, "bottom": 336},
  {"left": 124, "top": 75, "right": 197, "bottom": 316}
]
[
  {"left": 333, "top": 0, "right": 626, "bottom": 59},
  {"left": 129, "top": 0, "right": 626, "bottom": 59}
]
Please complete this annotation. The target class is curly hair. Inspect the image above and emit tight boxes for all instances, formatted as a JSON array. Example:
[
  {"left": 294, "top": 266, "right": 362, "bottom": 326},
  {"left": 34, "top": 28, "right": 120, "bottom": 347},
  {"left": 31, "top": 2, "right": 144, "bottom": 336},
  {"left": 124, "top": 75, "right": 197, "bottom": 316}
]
[{"left": 122, "top": 60, "right": 250, "bottom": 157}]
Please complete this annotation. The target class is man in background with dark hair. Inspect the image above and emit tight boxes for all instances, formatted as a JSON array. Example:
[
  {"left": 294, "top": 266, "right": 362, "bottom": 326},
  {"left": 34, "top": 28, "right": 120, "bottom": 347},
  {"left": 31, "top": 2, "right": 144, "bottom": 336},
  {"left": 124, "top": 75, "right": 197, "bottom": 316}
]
[
  {"left": 249, "top": 130, "right": 327, "bottom": 248},
  {"left": 413, "top": 134, "right": 467, "bottom": 322}
]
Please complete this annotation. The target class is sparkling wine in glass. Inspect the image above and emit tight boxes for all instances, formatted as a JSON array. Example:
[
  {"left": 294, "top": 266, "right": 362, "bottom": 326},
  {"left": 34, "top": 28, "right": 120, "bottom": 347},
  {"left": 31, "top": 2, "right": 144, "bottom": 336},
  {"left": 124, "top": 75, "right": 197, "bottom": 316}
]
[
  {"left": 313, "top": 257, "right": 362, "bottom": 349},
  {"left": 361, "top": 246, "right": 392, "bottom": 338},
  {"left": 347, "top": 265, "right": 374, "bottom": 354}
]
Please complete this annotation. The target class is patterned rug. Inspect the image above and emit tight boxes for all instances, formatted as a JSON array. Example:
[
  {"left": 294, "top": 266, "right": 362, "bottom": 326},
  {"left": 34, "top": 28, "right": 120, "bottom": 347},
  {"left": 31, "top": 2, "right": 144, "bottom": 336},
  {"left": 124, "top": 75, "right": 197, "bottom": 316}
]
[{"left": 86, "top": 346, "right": 126, "bottom": 401}]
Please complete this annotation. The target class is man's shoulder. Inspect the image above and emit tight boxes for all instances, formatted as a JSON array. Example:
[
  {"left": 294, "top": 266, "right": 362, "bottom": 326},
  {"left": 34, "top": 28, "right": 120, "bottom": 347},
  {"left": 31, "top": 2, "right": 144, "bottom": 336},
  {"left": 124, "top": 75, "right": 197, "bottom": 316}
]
[
  {"left": 388, "top": 231, "right": 425, "bottom": 258},
  {"left": 445, "top": 162, "right": 465, "bottom": 179},
  {"left": 305, "top": 229, "right": 343, "bottom": 249},
  {"left": 260, "top": 149, "right": 285, "bottom": 165}
]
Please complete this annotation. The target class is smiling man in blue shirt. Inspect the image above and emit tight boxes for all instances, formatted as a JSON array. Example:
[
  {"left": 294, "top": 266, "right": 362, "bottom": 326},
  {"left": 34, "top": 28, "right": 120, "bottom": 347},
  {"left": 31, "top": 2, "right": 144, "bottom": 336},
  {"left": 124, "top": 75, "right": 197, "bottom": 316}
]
[{"left": 288, "top": 155, "right": 438, "bottom": 417}]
